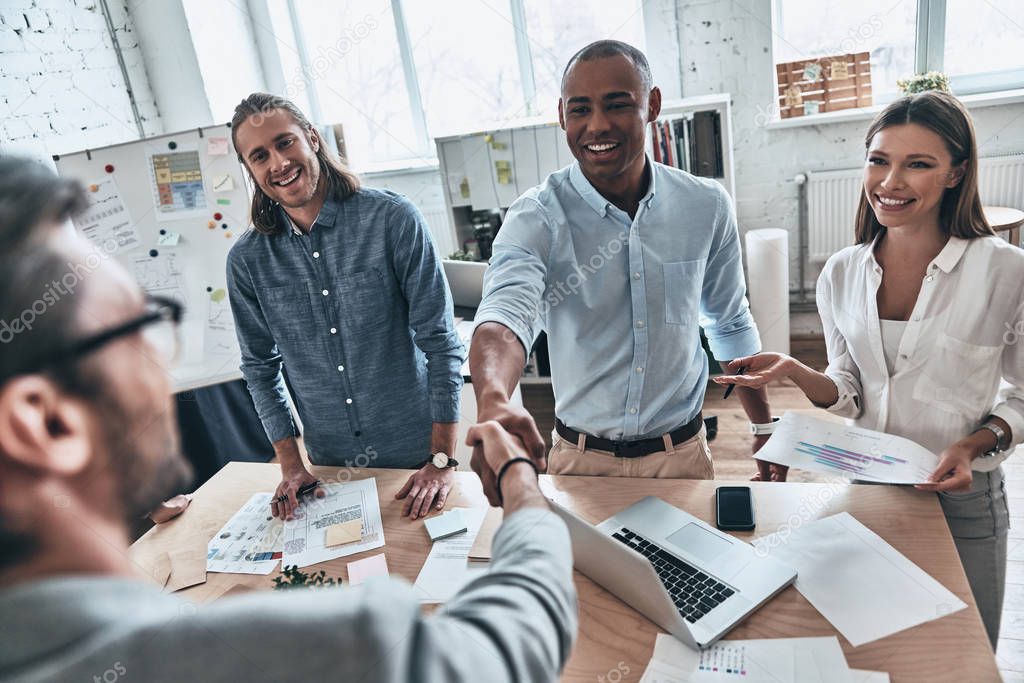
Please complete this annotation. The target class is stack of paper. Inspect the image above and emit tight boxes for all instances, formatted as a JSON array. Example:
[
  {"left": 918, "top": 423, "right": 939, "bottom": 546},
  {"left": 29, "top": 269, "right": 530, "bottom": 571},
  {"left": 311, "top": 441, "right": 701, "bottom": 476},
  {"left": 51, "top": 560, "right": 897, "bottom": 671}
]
[
  {"left": 414, "top": 508, "right": 489, "bottom": 603},
  {"left": 752, "top": 512, "right": 966, "bottom": 646},
  {"left": 207, "top": 478, "right": 386, "bottom": 573},
  {"left": 755, "top": 412, "right": 938, "bottom": 484},
  {"left": 639, "top": 633, "right": 889, "bottom": 682}
]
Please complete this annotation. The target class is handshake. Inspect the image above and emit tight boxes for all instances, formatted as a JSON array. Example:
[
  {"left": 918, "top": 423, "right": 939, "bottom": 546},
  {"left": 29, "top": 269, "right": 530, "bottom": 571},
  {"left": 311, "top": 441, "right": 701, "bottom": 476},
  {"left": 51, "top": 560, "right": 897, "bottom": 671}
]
[{"left": 466, "top": 402, "right": 549, "bottom": 510}]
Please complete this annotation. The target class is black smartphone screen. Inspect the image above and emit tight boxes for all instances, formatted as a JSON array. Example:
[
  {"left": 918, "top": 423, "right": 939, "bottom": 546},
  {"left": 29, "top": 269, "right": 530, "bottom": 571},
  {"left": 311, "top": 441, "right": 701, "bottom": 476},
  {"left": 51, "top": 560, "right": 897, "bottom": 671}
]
[{"left": 716, "top": 486, "right": 755, "bottom": 530}]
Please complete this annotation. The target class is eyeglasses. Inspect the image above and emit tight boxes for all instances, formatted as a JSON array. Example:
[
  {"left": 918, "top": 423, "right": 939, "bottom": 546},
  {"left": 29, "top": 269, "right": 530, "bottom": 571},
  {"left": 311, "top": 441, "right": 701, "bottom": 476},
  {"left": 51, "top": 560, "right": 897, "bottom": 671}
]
[{"left": 22, "top": 295, "right": 184, "bottom": 375}]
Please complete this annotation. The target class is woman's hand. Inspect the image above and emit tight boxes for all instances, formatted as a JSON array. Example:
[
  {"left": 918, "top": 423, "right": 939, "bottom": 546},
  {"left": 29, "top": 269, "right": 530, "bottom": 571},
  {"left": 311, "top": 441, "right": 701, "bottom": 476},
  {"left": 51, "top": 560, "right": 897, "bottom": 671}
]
[
  {"left": 915, "top": 440, "right": 979, "bottom": 493},
  {"left": 712, "top": 353, "right": 798, "bottom": 390}
]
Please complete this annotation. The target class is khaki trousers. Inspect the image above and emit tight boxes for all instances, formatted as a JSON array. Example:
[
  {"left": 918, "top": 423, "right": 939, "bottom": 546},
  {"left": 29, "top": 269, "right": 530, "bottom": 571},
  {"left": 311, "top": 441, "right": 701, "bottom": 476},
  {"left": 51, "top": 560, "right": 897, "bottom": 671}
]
[{"left": 547, "top": 424, "right": 715, "bottom": 479}]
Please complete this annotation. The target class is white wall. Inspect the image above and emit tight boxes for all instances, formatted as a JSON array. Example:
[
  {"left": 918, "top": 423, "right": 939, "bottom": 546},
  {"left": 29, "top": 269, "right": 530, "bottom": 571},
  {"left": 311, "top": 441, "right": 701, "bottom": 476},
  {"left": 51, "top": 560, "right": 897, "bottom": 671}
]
[
  {"left": 0, "top": 0, "right": 163, "bottom": 162},
  {"left": 674, "top": 0, "right": 1024, "bottom": 304}
]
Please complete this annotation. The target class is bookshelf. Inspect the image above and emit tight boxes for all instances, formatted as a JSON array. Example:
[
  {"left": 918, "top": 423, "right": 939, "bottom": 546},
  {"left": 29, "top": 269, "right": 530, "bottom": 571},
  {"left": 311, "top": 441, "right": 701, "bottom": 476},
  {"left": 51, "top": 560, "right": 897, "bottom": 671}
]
[{"left": 434, "top": 93, "right": 735, "bottom": 258}]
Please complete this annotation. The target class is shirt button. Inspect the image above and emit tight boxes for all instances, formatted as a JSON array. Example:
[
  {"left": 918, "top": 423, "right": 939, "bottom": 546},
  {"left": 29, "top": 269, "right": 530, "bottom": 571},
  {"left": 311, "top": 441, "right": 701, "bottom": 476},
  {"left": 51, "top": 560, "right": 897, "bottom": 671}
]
[
  {"left": 636, "top": 320, "right": 644, "bottom": 328},
  {"left": 925, "top": 275, "right": 934, "bottom": 282},
  {"left": 629, "top": 407, "right": 638, "bottom": 415},
  {"left": 636, "top": 367, "right": 644, "bottom": 373},
  {"left": 345, "top": 398, "right": 353, "bottom": 404},
  {"left": 313, "top": 251, "right": 320, "bottom": 258},
  {"left": 322, "top": 289, "right": 329, "bottom": 296},
  {"left": 633, "top": 272, "right": 641, "bottom": 280},
  {"left": 330, "top": 327, "right": 337, "bottom": 334},
  {"left": 913, "top": 315, "right": 921, "bottom": 321},
  {"left": 337, "top": 365, "right": 344, "bottom": 372}
]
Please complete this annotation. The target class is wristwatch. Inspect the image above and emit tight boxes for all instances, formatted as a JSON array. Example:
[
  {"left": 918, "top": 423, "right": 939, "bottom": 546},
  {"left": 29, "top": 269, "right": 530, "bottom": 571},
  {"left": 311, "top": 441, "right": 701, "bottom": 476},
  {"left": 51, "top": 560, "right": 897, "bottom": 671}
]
[
  {"left": 430, "top": 452, "right": 459, "bottom": 469},
  {"left": 978, "top": 422, "right": 1009, "bottom": 458},
  {"left": 750, "top": 417, "right": 781, "bottom": 437}
]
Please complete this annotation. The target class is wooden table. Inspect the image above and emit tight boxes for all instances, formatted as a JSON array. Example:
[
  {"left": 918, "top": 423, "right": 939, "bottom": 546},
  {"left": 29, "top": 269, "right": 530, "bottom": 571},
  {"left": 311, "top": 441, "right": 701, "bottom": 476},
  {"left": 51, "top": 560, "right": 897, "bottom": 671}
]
[
  {"left": 985, "top": 205, "right": 1024, "bottom": 247},
  {"left": 129, "top": 463, "right": 998, "bottom": 682}
]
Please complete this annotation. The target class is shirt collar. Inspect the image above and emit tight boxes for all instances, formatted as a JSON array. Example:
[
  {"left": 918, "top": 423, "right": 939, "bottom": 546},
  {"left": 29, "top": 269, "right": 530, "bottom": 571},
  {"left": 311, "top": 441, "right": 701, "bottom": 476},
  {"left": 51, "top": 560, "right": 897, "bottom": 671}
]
[
  {"left": 860, "top": 231, "right": 969, "bottom": 274},
  {"left": 568, "top": 157, "right": 657, "bottom": 218},
  {"left": 281, "top": 197, "right": 340, "bottom": 236}
]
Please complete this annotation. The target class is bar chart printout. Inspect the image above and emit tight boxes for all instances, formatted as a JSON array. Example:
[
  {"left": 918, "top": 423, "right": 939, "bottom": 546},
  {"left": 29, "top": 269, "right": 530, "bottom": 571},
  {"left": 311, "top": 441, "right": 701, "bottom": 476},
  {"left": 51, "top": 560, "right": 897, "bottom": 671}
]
[{"left": 755, "top": 412, "right": 938, "bottom": 484}]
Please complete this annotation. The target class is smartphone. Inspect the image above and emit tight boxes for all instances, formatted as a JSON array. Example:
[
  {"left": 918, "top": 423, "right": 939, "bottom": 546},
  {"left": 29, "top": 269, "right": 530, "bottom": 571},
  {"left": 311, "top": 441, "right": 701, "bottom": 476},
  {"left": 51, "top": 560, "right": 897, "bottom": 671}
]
[{"left": 715, "top": 486, "right": 755, "bottom": 531}]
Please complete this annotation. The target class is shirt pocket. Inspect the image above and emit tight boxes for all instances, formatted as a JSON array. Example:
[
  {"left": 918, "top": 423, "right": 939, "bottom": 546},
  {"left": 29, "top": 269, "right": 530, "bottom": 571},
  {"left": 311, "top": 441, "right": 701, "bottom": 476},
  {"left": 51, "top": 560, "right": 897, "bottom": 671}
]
[
  {"left": 912, "top": 332, "right": 1001, "bottom": 417},
  {"left": 338, "top": 268, "right": 392, "bottom": 328},
  {"left": 663, "top": 260, "right": 705, "bottom": 326},
  {"left": 259, "top": 284, "right": 313, "bottom": 347}
]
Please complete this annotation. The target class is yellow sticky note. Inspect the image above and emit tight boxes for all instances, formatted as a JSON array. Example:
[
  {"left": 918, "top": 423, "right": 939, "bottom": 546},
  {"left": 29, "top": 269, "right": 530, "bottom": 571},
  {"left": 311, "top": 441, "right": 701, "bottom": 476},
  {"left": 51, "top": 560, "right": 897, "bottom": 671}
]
[
  {"left": 212, "top": 174, "right": 235, "bottom": 192},
  {"left": 325, "top": 519, "right": 363, "bottom": 547},
  {"left": 210, "top": 288, "right": 227, "bottom": 303},
  {"left": 830, "top": 60, "right": 849, "bottom": 80}
]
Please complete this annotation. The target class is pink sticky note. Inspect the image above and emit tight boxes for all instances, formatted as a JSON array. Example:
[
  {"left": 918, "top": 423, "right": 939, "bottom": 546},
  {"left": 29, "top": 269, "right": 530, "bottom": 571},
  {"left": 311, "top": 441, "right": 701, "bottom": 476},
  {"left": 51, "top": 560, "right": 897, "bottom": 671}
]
[
  {"left": 207, "top": 137, "right": 229, "bottom": 156},
  {"left": 348, "top": 553, "right": 389, "bottom": 586}
]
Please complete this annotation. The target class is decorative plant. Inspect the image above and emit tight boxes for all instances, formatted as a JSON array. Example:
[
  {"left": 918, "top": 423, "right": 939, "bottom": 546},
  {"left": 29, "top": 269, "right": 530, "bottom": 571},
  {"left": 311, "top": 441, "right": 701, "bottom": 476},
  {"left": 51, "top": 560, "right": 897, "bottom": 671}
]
[
  {"left": 272, "top": 564, "right": 340, "bottom": 590},
  {"left": 446, "top": 250, "right": 474, "bottom": 261},
  {"left": 896, "top": 71, "right": 951, "bottom": 95}
]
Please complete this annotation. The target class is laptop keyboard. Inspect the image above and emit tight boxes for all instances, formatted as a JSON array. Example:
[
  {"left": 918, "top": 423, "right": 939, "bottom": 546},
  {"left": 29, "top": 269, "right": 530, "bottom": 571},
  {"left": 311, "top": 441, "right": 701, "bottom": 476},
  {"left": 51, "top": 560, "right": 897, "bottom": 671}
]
[{"left": 612, "top": 527, "right": 735, "bottom": 624}]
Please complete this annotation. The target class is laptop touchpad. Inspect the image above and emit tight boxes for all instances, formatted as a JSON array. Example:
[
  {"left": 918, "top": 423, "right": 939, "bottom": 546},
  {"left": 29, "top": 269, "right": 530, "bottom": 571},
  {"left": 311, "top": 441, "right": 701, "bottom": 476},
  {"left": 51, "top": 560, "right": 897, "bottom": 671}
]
[{"left": 665, "top": 523, "right": 732, "bottom": 564}]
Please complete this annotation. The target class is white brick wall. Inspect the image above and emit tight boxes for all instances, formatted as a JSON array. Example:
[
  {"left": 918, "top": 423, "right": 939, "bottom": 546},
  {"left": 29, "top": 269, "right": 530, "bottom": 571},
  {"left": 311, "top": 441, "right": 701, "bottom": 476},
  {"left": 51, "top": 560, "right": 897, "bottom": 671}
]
[
  {"left": 675, "top": 0, "right": 1024, "bottom": 332},
  {"left": 0, "top": 0, "right": 163, "bottom": 161}
]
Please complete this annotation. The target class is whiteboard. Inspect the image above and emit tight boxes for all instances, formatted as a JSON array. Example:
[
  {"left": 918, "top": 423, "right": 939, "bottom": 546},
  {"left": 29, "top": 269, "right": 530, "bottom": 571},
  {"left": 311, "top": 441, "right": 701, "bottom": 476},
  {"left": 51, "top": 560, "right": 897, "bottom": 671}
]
[{"left": 54, "top": 124, "right": 251, "bottom": 393}]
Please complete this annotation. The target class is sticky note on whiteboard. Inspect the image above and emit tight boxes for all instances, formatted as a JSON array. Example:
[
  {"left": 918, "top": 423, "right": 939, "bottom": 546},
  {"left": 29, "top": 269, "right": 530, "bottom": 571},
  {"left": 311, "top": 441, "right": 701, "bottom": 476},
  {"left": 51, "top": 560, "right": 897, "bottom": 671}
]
[
  {"left": 212, "top": 174, "right": 235, "bottom": 192},
  {"left": 207, "top": 137, "right": 229, "bottom": 156},
  {"left": 157, "top": 231, "right": 181, "bottom": 246}
]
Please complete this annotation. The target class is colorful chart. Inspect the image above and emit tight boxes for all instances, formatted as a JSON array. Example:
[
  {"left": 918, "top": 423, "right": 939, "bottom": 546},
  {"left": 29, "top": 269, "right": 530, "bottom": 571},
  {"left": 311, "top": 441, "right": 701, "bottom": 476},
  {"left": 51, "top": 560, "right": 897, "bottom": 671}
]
[
  {"left": 149, "top": 149, "right": 208, "bottom": 219},
  {"left": 794, "top": 441, "right": 908, "bottom": 476},
  {"left": 698, "top": 642, "right": 746, "bottom": 676}
]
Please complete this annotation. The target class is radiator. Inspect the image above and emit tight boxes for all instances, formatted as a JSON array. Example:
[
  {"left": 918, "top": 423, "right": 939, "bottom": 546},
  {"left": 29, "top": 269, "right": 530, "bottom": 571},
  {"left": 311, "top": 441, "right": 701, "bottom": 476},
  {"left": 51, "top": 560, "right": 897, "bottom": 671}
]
[{"left": 804, "top": 154, "right": 1024, "bottom": 264}]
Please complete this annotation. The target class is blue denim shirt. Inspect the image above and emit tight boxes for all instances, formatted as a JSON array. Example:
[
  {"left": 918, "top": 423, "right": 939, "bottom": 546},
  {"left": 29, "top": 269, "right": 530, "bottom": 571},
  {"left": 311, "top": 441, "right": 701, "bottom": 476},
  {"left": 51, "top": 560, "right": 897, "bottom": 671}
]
[
  {"left": 227, "top": 189, "right": 464, "bottom": 468},
  {"left": 475, "top": 160, "right": 760, "bottom": 440}
]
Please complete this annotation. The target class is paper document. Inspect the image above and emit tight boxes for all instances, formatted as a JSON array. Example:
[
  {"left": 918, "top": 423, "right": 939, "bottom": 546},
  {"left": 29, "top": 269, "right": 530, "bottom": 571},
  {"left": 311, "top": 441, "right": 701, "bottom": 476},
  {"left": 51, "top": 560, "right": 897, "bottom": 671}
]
[
  {"left": 755, "top": 412, "right": 938, "bottom": 484},
  {"left": 282, "top": 478, "right": 384, "bottom": 568},
  {"left": 207, "top": 492, "right": 283, "bottom": 574},
  {"left": 348, "top": 554, "right": 389, "bottom": 585},
  {"left": 752, "top": 512, "right": 966, "bottom": 646},
  {"left": 638, "top": 633, "right": 852, "bottom": 682},
  {"left": 414, "top": 507, "right": 488, "bottom": 603},
  {"left": 73, "top": 176, "right": 140, "bottom": 253}
]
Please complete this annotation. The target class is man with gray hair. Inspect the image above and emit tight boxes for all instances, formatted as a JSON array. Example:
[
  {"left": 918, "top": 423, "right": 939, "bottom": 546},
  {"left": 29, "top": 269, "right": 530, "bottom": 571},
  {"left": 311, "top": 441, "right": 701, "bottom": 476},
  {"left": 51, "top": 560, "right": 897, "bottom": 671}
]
[
  {"left": 0, "top": 157, "right": 576, "bottom": 682},
  {"left": 471, "top": 40, "right": 780, "bottom": 481}
]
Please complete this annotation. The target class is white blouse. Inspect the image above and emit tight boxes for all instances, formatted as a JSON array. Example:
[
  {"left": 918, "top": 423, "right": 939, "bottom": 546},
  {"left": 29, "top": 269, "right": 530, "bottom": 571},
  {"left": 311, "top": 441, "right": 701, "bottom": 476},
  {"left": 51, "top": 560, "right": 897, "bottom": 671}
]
[{"left": 818, "top": 235, "right": 1024, "bottom": 470}]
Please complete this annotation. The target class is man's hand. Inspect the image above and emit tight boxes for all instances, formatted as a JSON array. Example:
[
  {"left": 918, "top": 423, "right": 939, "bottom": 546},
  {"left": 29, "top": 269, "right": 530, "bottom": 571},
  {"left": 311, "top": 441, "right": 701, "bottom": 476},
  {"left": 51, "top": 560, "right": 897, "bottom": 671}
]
[
  {"left": 272, "top": 465, "right": 324, "bottom": 520},
  {"left": 477, "top": 397, "right": 547, "bottom": 471},
  {"left": 751, "top": 435, "right": 788, "bottom": 482},
  {"left": 396, "top": 464, "right": 455, "bottom": 519},
  {"left": 467, "top": 420, "right": 538, "bottom": 508}
]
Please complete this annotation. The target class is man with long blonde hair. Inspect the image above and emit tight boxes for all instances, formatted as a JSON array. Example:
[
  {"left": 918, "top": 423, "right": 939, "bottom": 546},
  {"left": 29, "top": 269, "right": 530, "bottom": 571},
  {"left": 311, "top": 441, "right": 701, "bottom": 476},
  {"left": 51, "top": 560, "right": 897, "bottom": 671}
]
[{"left": 228, "top": 94, "right": 465, "bottom": 520}]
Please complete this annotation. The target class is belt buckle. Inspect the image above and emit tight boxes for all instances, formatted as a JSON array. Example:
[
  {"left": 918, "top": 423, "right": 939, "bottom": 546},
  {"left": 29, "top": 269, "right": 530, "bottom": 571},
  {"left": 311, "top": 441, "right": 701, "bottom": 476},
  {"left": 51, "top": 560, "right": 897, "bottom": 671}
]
[{"left": 612, "top": 438, "right": 640, "bottom": 457}]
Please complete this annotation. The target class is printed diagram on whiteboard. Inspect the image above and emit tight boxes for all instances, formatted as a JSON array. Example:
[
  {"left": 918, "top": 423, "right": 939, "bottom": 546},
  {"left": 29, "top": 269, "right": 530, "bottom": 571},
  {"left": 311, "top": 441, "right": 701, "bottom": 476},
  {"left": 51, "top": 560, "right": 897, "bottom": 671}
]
[
  {"left": 73, "top": 176, "right": 140, "bottom": 253},
  {"left": 148, "top": 148, "right": 208, "bottom": 220},
  {"left": 130, "top": 253, "right": 187, "bottom": 305},
  {"left": 205, "top": 295, "right": 238, "bottom": 362}
]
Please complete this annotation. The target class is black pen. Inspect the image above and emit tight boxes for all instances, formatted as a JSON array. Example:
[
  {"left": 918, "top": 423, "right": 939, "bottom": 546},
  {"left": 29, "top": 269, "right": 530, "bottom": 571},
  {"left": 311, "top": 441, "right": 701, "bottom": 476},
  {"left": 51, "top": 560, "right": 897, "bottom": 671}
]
[
  {"left": 722, "top": 366, "right": 747, "bottom": 400},
  {"left": 275, "top": 480, "right": 321, "bottom": 503}
]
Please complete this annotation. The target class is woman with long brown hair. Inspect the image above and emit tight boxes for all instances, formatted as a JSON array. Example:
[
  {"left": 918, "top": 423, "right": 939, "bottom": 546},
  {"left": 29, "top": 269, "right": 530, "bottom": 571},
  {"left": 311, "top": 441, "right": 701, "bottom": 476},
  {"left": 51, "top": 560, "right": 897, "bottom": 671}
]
[{"left": 716, "top": 90, "right": 1024, "bottom": 647}]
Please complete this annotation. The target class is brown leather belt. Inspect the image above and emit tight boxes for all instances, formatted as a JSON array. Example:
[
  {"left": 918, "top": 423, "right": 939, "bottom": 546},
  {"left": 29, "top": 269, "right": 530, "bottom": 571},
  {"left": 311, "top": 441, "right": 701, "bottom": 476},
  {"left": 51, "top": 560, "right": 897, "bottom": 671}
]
[{"left": 554, "top": 412, "right": 704, "bottom": 458}]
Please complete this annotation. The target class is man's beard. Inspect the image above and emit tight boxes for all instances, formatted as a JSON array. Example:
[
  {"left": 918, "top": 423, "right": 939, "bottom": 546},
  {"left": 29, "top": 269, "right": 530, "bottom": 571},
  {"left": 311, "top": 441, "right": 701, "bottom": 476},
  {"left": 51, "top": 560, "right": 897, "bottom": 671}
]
[{"left": 94, "top": 388, "right": 193, "bottom": 521}]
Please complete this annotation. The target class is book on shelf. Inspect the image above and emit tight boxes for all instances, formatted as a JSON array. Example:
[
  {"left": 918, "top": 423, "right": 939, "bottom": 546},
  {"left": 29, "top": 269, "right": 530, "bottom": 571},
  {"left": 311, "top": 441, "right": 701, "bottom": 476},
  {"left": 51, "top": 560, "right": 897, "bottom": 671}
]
[{"left": 649, "top": 111, "right": 722, "bottom": 179}]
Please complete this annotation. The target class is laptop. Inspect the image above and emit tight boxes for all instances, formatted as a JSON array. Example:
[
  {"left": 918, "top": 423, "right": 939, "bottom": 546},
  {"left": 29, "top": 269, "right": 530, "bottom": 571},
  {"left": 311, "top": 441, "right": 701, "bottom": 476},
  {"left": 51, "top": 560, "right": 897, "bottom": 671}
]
[
  {"left": 548, "top": 496, "right": 796, "bottom": 649},
  {"left": 442, "top": 260, "right": 487, "bottom": 308}
]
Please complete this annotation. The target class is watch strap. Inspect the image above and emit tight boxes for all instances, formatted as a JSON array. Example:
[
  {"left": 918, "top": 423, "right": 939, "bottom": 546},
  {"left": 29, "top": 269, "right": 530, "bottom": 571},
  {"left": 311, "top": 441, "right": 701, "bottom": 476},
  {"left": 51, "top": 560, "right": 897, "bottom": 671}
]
[{"left": 750, "top": 417, "right": 781, "bottom": 436}]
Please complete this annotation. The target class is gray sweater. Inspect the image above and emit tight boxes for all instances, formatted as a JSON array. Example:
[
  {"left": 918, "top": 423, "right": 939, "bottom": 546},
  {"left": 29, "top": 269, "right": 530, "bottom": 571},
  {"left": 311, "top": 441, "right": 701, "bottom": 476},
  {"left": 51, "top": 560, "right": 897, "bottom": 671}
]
[{"left": 0, "top": 508, "right": 576, "bottom": 683}]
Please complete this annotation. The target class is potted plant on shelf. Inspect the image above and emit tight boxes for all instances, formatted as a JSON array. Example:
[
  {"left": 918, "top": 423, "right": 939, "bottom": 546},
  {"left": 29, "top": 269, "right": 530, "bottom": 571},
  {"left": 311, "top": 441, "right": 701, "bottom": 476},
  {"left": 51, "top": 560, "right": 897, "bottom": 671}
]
[{"left": 896, "top": 71, "right": 951, "bottom": 95}]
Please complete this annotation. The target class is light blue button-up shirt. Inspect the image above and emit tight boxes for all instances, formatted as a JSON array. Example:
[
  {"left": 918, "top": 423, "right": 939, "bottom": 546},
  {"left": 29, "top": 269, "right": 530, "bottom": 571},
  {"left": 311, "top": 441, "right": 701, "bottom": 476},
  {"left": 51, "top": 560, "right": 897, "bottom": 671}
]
[{"left": 475, "top": 160, "right": 761, "bottom": 440}]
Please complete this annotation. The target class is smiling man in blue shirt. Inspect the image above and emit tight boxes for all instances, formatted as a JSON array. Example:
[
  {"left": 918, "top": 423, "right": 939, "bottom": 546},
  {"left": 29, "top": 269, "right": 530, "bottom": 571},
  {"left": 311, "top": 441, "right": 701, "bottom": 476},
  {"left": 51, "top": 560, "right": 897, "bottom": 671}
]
[
  {"left": 471, "top": 41, "right": 781, "bottom": 480},
  {"left": 227, "top": 94, "right": 465, "bottom": 519}
]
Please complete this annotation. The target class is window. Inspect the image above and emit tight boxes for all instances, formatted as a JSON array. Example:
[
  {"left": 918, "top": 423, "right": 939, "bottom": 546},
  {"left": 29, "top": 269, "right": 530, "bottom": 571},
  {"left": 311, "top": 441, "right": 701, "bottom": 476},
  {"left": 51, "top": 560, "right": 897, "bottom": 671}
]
[
  {"left": 287, "top": 0, "right": 645, "bottom": 166},
  {"left": 772, "top": 0, "right": 1024, "bottom": 116},
  {"left": 772, "top": 0, "right": 917, "bottom": 99},
  {"left": 943, "top": 0, "right": 1024, "bottom": 93}
]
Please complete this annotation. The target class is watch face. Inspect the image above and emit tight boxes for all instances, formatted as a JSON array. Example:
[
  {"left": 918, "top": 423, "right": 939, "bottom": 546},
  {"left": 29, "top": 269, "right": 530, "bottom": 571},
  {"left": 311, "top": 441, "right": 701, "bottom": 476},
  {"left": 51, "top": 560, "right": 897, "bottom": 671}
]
[{"left": 432, "top": 452, "right": 448, "bottom": 468}]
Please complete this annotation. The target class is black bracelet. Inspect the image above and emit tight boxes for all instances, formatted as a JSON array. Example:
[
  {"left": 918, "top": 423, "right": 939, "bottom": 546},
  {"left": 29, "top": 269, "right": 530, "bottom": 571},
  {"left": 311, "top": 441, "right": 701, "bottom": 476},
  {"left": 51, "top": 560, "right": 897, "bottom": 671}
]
[{"left": 496, "top": 457, "right": 539, "bottom": 505}]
